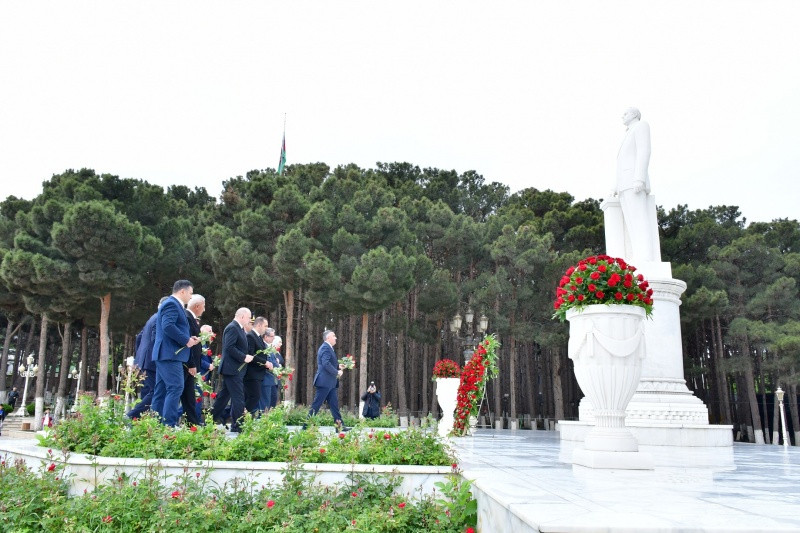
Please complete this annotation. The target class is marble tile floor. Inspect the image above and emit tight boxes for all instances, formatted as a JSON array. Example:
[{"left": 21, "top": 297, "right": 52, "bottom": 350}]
[{"left": 450, "top": 429, "right": 800, "bottom": 533}]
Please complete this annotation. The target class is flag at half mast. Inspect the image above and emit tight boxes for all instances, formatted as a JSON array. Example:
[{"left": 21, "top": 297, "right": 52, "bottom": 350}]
[{"left": 277, "top": 133, "right": 286, "bottom": 175}]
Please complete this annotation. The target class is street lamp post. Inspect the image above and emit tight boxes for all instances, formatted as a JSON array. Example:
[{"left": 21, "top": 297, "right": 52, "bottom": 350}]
[
  {"left": 14, "top": 354, "right": 38, "bottom": 416},
  {"left": 449, "top": 307, "right": 489, "bottom": 360},
  {"left": 776, "top": 387, "right": 790, "bottom": 449}
]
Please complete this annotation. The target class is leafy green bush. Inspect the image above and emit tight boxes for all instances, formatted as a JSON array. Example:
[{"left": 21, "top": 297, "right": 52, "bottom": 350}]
[
  {"left": 40, "top": 398, "right": 454, "bottom": 466},
  {"left": 0, "top": 454, "right": 477, "bottom": 532},
  {"left": 26, "top": 402, "right": 36, "bottom": 416}
]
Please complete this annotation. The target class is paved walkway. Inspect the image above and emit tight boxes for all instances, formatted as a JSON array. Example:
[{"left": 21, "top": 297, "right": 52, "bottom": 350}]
[{"left": 451, "top": 429, "right": 800, "bottom": 533}]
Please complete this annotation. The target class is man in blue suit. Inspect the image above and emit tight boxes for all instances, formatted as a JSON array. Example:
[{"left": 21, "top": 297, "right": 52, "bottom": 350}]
[
  {"left": 127, "top": 296, "right": 169, "bottom": 419},
  {"left": 150, "top": 280, "right": 200, "bottom": 427},
  {"left": 309, "top": 329, "right": 345, "bottom": 429},
  {"left": 211, "top": 307, "right": 254, "bottom": 433}
]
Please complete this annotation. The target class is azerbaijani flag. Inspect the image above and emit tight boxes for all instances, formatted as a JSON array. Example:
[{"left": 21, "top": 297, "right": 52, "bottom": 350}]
[{"left": 277, "top": 134, "right": 286, "bottom": 175}]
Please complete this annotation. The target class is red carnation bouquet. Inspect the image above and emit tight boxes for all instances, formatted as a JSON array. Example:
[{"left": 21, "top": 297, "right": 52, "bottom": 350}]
[
  {"left": 432, "top": 359, "right": 461, "bottom": 380},
  {"left": 552, "top": 254, "right": 654, "bottom": 322}
]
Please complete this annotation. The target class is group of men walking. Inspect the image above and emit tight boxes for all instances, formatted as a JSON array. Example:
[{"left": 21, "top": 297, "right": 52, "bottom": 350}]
[{"left": 128, "top": 280, "right": 282, "bottom": 433}]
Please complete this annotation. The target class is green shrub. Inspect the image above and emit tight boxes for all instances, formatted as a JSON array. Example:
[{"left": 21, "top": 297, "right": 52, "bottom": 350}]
[
  {"left": 0, "top": 455, "right": 477, "bottom": 532},
  {"left": 39, "top": 397, "right": 454, "bottom": 467}
]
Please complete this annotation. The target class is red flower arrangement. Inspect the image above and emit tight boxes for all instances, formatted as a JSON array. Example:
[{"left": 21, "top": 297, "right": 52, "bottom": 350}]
[
  {"left": 452, "top": 334, "right": 500, "bottom": 436},
  {"left": 552, "top": 254, "right": 654, "bottom": 322},
  {"left": 432, "top": 359, "right": 461, "bottom": 379}
]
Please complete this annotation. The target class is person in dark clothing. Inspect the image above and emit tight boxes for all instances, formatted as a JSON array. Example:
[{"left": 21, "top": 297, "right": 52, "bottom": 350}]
[
  {"left": 361, "top": 382, "right": 381, "bottom": 419},
  {"left": 127, "top": 297, "right": 168, "bottom": 419},
  {"left": 7, "top": 387, "right": 20, "bottom": 409}
]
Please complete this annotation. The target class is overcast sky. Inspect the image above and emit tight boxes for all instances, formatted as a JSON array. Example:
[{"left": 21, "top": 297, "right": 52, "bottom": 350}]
[{"left": 1, "top": 1, "right": 798, "bottom": 224}]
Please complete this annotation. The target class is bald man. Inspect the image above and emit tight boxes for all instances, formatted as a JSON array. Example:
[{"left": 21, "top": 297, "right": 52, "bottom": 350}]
[{"left": 211, "top": 308, "right": 254, "bottom": 433}]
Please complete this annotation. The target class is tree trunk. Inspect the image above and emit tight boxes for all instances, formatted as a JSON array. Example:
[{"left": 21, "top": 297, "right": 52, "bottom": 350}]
[
  {"left": 305, "top": 303, "right": 315, "bottom": 405},
  {"left": 79, "top": 325, "right": 88, "bottom": 396},
  {"left": 14, "top": 317, "right": 37, "bottom": 390},
  {"left": 772, "top": 385, "right": 781, "bottom": 445},
  {"left": 713, "top": 315, "right": 732, "bottom": 424},
  {"left": 0, "top": 318, "right": 23, "bottom": 403},
  {"left": 508, "top": 336, "right": 517, "bottom": 420},
  {"left": 421, "top": 343, "right": 430, "bottom": 415},
  {"left": 380, "top": 310, "right": 388, "bottom": 411},
  {"left": 97, "top": 293, "right": 112, "bottom": 399},
  {"left": 742, "top": 343, "right": 765, "bottom": 444},
  {"left": 552, "top": 346, "right": 565, "bottom": 421},
  {"left": 395, "top": 303, "right": 408, "bottom": 415},
  {"left": 357, "top": 313, "right": 369, "bottom": 413},
  {"left": 54, "top": 321, "right": 72, "bottom": 420},
  {"left": 33, "top": 314, "right": 49, "bottom": 430},
  {"left": 788, "top": 381, "right": 799, "bottom": 446},
  {"left": 756, "top": 349, "right": 770, "bottom": 443},
  {"left": 283, "top": 289, "right": 295, "bottom": 401}
]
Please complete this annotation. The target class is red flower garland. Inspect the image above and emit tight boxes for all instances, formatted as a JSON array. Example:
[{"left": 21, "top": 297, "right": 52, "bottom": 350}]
[{"left": 452, "top": 334, "right": 499, "bottom": 436}]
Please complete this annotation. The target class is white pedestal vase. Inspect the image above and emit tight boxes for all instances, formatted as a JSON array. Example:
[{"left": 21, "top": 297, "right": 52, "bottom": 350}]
[
  {"left": 435, "top": 378, "right": 460, "bottom": 437},
  {"left": 567, "top": 305, "right": 653, "bottom": 469}
]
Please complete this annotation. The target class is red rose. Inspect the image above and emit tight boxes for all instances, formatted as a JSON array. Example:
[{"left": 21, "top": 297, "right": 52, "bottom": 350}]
[
  {"left": 384, "top": 433, "right": 391, "bottom": 440},
  {"left": 626, "top": 293, "right": 635, "bottom": 302},
  {"left": 398, "top": 502, "right": 406, "bottom": 509},
  {"left": 195, "top": 397, "right": 202, "bottom": 403},
  {"left": 210, "top": 392, "right": 217, "bottom": 399},
  {"left": 267, "top": 500, "right": 275, "bottom": 509},
  {"left": 595, "top": 291, "right": 605, "bottom": 299},
  {"left": 588, "top": 283, "right": 596, "bottom": 292},
  {"left": 567, "top": 295, "right": 575, "bottom": 302},
  {"left": 578, "top": 264, "right": 587, "bottom": 271},
  {"left": 203, "top": 391, "right": 210, "bottom": 397},
  {"left": 590, "top": 271, "right": 600, "bottom": 280},
  {"left": 319, "top": 448, "right": 325, "bottom": 454},
  {"left": 637, "top": 274, "right": 644, "bottom": 281},
  {"left": 171, "top": 490, "right": 181, "bottom": 499},
  {"left": 623, "top": 280, "right": 633, "bottom": 288},
  {"left": 577, "top": 294, "right": 585, "bottom": 301},
  {"left": 588, "top": 257, "right": 597, "bottom": 265},
  {"left": 339, "top": 432, "right": 345, "bottom": 439},
  {"left": 575, "top": 277, "right": 583, "bottom": 284},
  {"left": 566, "top": 266, "right": 575, "bottom": 275},
  {"left": 598, "top": 264, "right": 607, "bottom": 272},
  {"left": 47, "top": 463, "right": 56, "bottom": 472},
  {"left": 615, "top": 292, "right": 623, "bottom": 300},
  {"left": 190, "top": 426, "right": 198, "bottom": 432}
]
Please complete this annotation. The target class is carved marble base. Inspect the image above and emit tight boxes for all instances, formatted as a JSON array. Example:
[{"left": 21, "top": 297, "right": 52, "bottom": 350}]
[{"left": 572, "top": 447, "right": 653, "bottom": 470}]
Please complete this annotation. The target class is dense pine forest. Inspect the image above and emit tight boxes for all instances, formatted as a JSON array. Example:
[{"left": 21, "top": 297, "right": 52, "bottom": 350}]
[{"left": 1, "top": 164, "right": 798, "bottom": 444}]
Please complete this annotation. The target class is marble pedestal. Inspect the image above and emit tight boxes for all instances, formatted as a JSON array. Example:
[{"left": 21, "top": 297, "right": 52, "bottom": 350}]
[{"left": 561, "top": 199, "right": 733, "bottom": 448}]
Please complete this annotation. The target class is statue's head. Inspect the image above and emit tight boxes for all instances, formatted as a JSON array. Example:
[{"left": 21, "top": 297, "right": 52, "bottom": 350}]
[{"left": 622, "top": 107, "right": 641, "bottom": 126}]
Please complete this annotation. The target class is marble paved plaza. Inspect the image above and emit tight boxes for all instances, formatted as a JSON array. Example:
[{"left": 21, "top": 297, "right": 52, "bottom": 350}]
[{"left": 450, "top": 429, "right": 800, "bottom": 533}]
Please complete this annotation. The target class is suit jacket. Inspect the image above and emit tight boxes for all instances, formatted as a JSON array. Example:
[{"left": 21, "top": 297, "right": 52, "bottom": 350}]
[
  {"left": 219, "top": 320, "right": 250, "bottom": 377},
  {"left": 152, "top": 296, "right": 191, "bottom": 363},
  {"left": 313, "top": 341, "right": 339, "bottom": 389},
  {"left": 244, "top": 330, "right": 270, "bottom": 381},
  {"left": 185, "top": 310, "right": 202, "bottom": 370},
  {"left": 616, "top": 119, "right": 651, "bottom": 194},
  {"left": 134, "top": 312, "right": 158, "bottom": 372}
]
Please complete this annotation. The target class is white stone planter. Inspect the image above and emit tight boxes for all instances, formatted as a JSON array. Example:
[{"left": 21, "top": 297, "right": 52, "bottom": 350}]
[
  {"left": 567, "top": 304, "right": 652, "bottom": 469},
  {"left": 435, "top": 377, "right": 459, "bottom": 437}
]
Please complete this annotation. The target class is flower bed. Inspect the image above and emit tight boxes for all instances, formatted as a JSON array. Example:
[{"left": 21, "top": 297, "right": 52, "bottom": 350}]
[
  {"left": 0, "top": 449, "right": 476, "bottom": 532},
  {"left": 41, "top": 398, "right": 450, "bottom": 466}
]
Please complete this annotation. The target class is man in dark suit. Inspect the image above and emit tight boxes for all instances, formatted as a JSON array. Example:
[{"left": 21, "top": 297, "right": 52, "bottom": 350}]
[
  {"left": 150, "top": 280, "right": 200, "bottom": 427},
  {"left": 308, "top": 329, "right": 345, "bottom": 429},
  {"left": 211, "top": 307, "right": 254, "bottom": 433},
  {"left": 243, "top": 317, "right": 273, "bottom": 415},
  {"left": 179, "top": 294, "right": 206, "bottom": 426},
  {"left": 127, "top": 296, "right": 169, "bottom": 419}
]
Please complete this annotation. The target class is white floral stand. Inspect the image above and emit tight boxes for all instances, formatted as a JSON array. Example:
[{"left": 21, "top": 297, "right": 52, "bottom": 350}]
[
  {"left": 567, "top": 305, "right": 653, "bottom": 469},
  {"left": 435, "top": 378, "right": 460, "bottom": 437}
]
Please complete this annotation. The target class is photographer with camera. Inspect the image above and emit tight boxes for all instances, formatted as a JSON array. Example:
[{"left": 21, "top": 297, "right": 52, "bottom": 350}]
[{"left": 361, "top": 381, "right": 381, "bottom": 419}]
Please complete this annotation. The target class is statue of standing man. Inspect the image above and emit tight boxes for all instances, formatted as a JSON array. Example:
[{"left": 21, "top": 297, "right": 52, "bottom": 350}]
[{"left": 609, "top": 107, "right": 659, "bottom": 264}]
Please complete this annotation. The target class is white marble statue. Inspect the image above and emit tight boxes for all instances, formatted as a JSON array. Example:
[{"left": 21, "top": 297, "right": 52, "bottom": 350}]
[{"left": 610, "top": 107, "right": 658, "bottom": 264}]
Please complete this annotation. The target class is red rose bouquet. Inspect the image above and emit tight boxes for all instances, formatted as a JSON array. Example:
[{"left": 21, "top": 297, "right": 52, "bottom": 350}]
[
  {"left": 552, "top": 254, "right": 654, "bottom": 322},
  {"left": 432, "top": 359, "right": 461, "bottom": 379}
]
